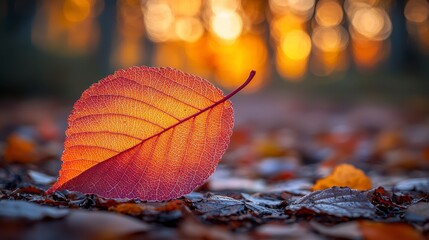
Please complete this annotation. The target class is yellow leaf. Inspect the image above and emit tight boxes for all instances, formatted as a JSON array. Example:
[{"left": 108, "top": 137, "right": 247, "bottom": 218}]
[{"left": 312, "top": 164, "right": 372, "bottom": 191}]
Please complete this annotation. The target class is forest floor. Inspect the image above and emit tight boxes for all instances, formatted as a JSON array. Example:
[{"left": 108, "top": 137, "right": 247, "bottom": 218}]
[{"left": 0, "top": 95, "right": 428, "bottom": 240}]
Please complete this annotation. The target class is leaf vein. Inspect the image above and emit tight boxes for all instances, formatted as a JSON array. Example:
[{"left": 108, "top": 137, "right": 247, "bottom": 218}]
[
  {"left": 112, "top": 77, "right": 202, "bottom": 110},
  {"left": 67, "top": 144, "right": 119, "bottom": 153},
  {"left": 67, "top": 130, "right": 144, "bottom": 141},
  {"left": 70, "top": 113, "right": 165, "bottom": 129},
  {"left": 85, "top": 94, "right": 180, "bottom": 121}
]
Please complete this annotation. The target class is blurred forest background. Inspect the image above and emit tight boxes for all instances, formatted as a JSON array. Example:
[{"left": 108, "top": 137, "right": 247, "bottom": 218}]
[{"left": 0, "top": 0, "right": 429, "bottom": 101}]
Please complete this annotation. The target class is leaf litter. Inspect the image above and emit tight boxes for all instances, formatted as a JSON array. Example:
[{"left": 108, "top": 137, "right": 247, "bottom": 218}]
[
  {"left": 2, "top": 90, "right": 429, "bottom": 239},
  {"left": 287, "top": 187, "right": 376, "bottom": 218}
]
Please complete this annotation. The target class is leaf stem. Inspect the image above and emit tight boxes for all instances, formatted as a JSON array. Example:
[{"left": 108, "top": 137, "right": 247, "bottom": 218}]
[{"left": 223, "top": 70, "right": 256, "bottom": 101}]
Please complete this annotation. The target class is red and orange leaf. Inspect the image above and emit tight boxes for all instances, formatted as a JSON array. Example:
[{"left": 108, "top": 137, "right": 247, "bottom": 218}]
[{"left": 48, "top": 66, "right": 255, "bottom": 200}]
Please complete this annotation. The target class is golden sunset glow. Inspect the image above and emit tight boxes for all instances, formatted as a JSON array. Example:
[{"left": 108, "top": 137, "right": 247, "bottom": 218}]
[
  {"left": 212, "top": 35, "right": 268, "bottom": 91},
  {"left": 209, "top": 0, "right": 240, "bottom": 13},
  {"left": 32, "top": 0, "right": 102, "bottom": 55},
  {"left": 281, "top": 30, "right": 312, "bottom": 61},
  {"left": 276, "top": 47, "right": 308, "bottom": 81},
  {"left": 153, "top": 42, "right": 184, "bottom": 70},
  {"left": 343, "top": 0, "right": 393, "bottom": 70},
  {"left": 351, "top": 38, "right": 387, "bottom": 70},
  {"left": 211, "top": 10, "right": 243, "bottom": 41},
  {"left": 175, "top": 17, "right": 204, "bottom": 42},
  {"left": 63, "top": 0, "right": 91, "bottom": 22},
  {"left": 110, "top": 0, "right": 145, "bottom": 68},
  {"left": 29, "top": 0, "right": 426, "bottom": 87},
  {"left": 269, "top": 0, "right": 315, "bottom": 20},
  {"left": 270, "top": 14, "right": 305, "bottom": 41},
  {"left": 170, "top": 0, "right": 202, "bottom": 16}
]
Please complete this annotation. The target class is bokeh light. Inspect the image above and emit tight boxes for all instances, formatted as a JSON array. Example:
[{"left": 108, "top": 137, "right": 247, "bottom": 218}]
[
  {"left": 32, "top": 0, "right": 102, "bottom": 55},
  {"left": 312, "top": 26, "right": 349, "bottom": 52},
  {"left": 143, "top": 1, "right": 174, "bottom": 42},
  {"left": 351, "top": 38, "right": 388, "bottom": 71},
  {"left": 170, "top": 0, "right": 202, "bottom": 17},
  {"left": 276, "top": 46, "right": 309, "bottom": 81},
  {"left": 22, "top": 0, "right": 429, "bottom": 91},
  {"left": 212, "top": 34, "right": 268, "bottom": 91},
  {"left": 311, "top": 26, "right": 349, "bottom": 76},
  {"left": 288, "top": 0, "right": 315, "bottom": 19},
  {"left": 175, "top": 17, "right": 204, "bottom": 42},
  {"left": 404, "top": 0, "right": 429, "bottom": 54},
  {"left": 281, "top": 30, "right": 312, "bottom": 61},
  {"left": 210, "top": 10, "right": 243, "bottom": 41},
  {"left": 110, "top": 0, "right": 145, "bottom": 68},
  {"left": 405, "top": 0, "right": 429, "bottom": 24},
  {"left": 63, "top": 0, "right": 91, "bottom": 22},
  {"left": 351, "top": 7, "right": 392, "bottom": 41},
  {"left": 269, "top": 0, "right": 289, "bottom": 14},
  {"left": 270, "top": 14, "right": 305, "bottom": 42},
  {"left": 315, "top": 0, "right": 343, "bottom": 27}
]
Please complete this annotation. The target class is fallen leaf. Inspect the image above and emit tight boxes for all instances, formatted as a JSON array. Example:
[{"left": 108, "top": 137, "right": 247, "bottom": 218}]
[
  {"left": 368, "top": 187, "right": 405, "bottom": 218},
  {"left": 109, "top": 203, "right": 145, "bottom": 216},
  {"left": 3, "top": 133, "right": 38, "bottom": 163},
  {"left": 154, "top": 199, "right": 183, "bottom": 212},
  {"left": 375, "top": 130, "right": 403, "bottom": 153},
  {"left": 256, "top": 139, "right": 286, "bottom": 157},
  {"left": 394, "top": 178, "right": 429, "bottom": 193},
  {"left": 48, "top": 67, "right": 255, "bottom": 200},
  {"left": 312, "top": 164, "right": 372, "bottom": 191},
  {"left": 192, "top": 194, "right": 246, "bottom": 217},
  {"left": 241, "top": 193, "right": 283, "bottom": 208},
  {"left": 10, "top": 185, "right": 45, "bottom": 195},
  {"left": 27, "top": 170, "right": 56, "bottom": 185},
  {"left": 358, "top": 221, "right": 424, "bottom": 240},
  {"left": 191, "top": 194, "right": 281, "bottom": 219},
  {"left": 287, "top": 187, "right": 376, "bottom": 218}
]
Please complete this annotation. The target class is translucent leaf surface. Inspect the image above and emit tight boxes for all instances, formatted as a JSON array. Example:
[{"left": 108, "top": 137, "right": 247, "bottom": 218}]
[{"left": 48, "top": 66, "right": 255, "bottom": 200}]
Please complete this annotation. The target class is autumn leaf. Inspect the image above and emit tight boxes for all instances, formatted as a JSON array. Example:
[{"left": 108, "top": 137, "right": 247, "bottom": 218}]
[
  {"left": 287, "top": 187, "right": 376, "bottom": 218},
  {"left": 109, "top": 203, "right": 145, "bottom": 216},
  {"left": 3, "top": 133, "right": 38, "bottom": 163},
  {"left": 48, "top": 66, "right": 255, "bottom": 200},
  {"left": 312, "top": 164, "right": 372, "bottom": 191},
  {"left": 358, "top": 221, "right": 424, "bottom": 240}
]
